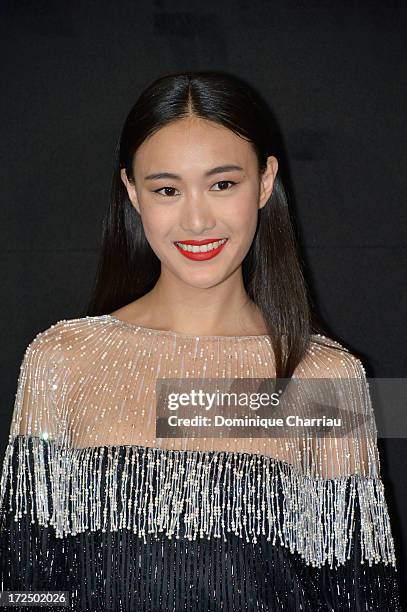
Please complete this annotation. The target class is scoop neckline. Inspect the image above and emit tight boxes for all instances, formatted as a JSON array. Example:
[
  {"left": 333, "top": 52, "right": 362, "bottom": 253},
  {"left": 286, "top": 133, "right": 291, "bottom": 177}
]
[{"left": 105, "top": 314, "right": 272, "bottom": 340}]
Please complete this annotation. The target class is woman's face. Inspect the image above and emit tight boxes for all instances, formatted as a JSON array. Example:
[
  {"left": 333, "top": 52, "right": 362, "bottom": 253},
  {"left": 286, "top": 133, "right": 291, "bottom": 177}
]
[{"left": 121, "top": 116, "right": 277, "bottom": 289}]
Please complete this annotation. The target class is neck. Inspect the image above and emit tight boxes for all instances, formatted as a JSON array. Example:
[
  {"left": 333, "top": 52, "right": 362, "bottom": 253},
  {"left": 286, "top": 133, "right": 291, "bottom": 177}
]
[{"left": 133, "top": 268, "right": 267, "bottom": 337}]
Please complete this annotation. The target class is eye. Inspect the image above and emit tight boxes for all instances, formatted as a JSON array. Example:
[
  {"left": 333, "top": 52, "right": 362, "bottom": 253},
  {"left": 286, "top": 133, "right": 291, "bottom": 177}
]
[
  {"left": 211, "top": 180, "right": 236, "bottom": 191},
  {"left": 153, "top": 186, "right": 179, "bottom": 197}
]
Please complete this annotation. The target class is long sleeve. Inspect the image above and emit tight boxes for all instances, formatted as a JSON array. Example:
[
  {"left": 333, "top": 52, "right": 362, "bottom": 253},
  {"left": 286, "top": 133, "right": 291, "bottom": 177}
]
[
  {"left": 0, "top": 326, "right": 68, "bottom": 595},
  {"left": 293, "top": 352, "right": 402, "bottom": 609}
]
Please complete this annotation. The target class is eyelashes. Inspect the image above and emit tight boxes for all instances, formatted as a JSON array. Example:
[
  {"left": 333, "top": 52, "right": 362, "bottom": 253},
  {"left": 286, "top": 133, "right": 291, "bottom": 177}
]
[{"left": 153, "top": 180, "right": 237, "bottom": 198}]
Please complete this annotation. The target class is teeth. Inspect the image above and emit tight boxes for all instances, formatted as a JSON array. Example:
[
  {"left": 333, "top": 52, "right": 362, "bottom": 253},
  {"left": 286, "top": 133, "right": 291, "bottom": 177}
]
[{"left": 175, "top": 239, "right": 227, "bottom": 253}]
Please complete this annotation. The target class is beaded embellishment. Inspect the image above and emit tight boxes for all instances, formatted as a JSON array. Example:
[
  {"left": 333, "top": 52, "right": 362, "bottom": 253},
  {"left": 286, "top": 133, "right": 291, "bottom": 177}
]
[{"left": 0, "top": 315, "right": 398, "bottom": 571}]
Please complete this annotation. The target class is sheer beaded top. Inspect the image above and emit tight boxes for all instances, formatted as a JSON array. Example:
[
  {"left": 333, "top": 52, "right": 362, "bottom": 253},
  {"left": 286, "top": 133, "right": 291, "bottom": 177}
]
[
  {"left": 9, "top": 314, "right": 378, "bottom": 479},
  {"left": 0, "top": 313, "right": 398, "bottom": 572}
]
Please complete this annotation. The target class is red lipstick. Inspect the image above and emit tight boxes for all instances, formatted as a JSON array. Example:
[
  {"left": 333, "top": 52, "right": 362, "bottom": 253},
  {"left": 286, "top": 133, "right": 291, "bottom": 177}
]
[{"left": 173, "top": 238, "right": 228, "bottom": 261}]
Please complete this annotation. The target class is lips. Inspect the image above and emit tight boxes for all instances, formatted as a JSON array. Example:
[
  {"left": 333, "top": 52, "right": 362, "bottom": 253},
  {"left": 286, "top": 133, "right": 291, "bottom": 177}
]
[{"left": 173, "top": 238, "right": 228, "bottom": 261}]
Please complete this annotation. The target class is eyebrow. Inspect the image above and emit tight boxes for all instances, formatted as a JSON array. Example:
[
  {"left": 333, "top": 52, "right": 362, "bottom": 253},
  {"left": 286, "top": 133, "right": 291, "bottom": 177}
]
[{"left": 144, "top": 165, "right": 244, "bottom": 181}]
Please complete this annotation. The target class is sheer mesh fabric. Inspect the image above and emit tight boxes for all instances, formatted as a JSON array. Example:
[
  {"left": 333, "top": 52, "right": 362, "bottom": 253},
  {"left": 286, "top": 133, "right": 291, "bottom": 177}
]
[
  {"left": 6, "top": 314, "right": 379, "bottom": 470},
  {"left": 0, "top": 314, "right": 402, "bottom": 611}
]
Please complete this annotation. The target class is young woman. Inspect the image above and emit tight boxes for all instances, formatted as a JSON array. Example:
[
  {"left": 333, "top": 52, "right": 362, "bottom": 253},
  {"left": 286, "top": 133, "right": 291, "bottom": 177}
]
[{"left": 0, "top": 71, "right": 402, "bottom": 611}]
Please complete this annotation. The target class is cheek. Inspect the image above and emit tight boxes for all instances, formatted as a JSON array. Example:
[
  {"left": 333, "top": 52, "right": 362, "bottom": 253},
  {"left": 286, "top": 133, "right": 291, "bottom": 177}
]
[
  {"left": 139, "top": 208, "right": 168, "bottom": 242},
  {"left": 228, "top": 191, "right": 259, "bottom": 233}
]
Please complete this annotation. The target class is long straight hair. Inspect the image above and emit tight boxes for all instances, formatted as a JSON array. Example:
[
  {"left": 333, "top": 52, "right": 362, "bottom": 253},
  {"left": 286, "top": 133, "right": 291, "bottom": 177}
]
[{"left": 85, "top": 70, "right": 338, "bottom": 379}]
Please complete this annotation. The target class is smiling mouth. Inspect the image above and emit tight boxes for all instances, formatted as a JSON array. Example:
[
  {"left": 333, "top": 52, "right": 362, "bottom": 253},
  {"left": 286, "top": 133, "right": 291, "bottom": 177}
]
[
  {"left": 174, "top": 238, "right": 228, "bottom": 252},
  {"left": 173, "top": 238, "right": 228, "bottom": 260}
]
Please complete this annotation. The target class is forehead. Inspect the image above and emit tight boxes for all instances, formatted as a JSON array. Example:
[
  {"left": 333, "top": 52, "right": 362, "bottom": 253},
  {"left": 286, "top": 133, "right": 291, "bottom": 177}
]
[{"left": 134, "top": 117, "right": 255, "bottom": 172}]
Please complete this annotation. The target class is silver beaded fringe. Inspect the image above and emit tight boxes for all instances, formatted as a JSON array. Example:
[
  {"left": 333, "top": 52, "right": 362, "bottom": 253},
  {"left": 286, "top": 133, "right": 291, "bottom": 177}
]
[{"left": 0, "top": 434, "right": 397, "bottom": 570}]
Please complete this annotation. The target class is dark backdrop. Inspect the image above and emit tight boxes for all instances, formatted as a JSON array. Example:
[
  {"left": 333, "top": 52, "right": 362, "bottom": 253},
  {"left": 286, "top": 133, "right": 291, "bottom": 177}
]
[{"left": 1, "top": 0, "right": 406, "bottom": 603}]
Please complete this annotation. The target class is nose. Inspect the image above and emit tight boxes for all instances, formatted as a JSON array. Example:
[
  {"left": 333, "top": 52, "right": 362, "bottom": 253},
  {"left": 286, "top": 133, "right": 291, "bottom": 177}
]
[{"left": 179, "top": 193, "right": 217, "bottom": 235}]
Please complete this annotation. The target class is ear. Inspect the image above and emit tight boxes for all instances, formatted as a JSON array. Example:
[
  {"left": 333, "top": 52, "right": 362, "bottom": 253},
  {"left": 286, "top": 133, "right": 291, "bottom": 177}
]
[
  {"left": 259, "top": 156, "right": 278, "bottom": 209},
  {"left": 120, "top": 168, "right": 141, "bottom": 215}
]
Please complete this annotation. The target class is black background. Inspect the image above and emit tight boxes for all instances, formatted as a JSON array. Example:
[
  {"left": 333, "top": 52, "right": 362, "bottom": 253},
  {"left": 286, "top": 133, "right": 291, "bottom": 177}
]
[{"left": 1, "top": 0, "right": 406, "bottom": 604}]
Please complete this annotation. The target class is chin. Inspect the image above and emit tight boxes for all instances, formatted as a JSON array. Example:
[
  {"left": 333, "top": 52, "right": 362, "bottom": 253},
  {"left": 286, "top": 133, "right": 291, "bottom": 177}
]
[{"left": 180, "top": 273, "right": 226, "bottom": 289}]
